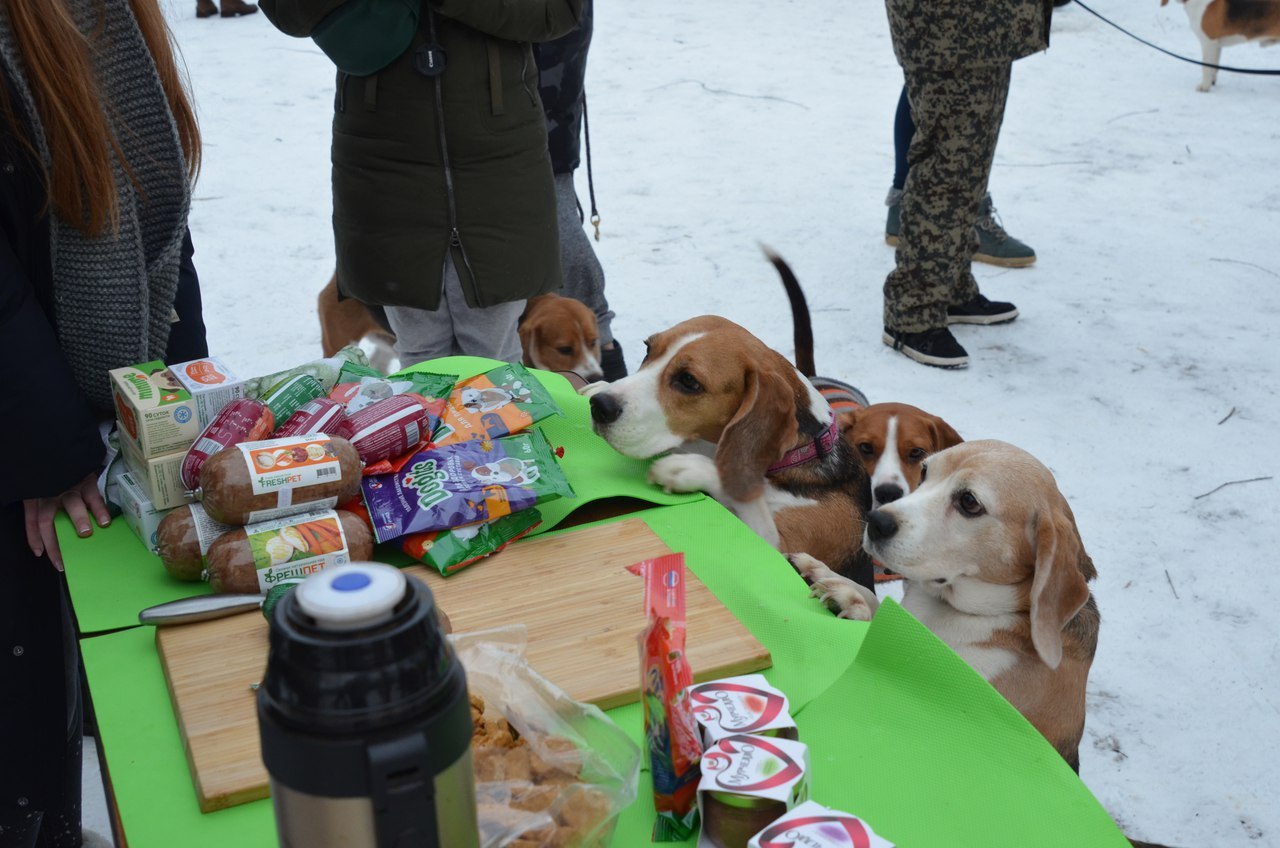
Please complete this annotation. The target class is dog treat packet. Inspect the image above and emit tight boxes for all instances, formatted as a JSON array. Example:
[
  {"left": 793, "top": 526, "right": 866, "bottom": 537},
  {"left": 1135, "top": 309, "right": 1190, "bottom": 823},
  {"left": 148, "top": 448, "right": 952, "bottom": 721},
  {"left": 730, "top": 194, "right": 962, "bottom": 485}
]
[
  {"left": 400, "top": 507, "right": 542, "bottom": 576},
  {"left": 329, "top": 361, "right": 456, "bottom": 414},
  {"left": 432, "top": 363, "right": 561, "bottom": 447},
  {"left": 686, "top": 674, "right": 798, "bottom": 748},
  {"left": 746, "top": 800, "right": 895, "bottom": 848},
  {"left": 697, "top": 734, "right": 810, "bottom": 848},
  {"left": 243, "top": 344, "right": 369, "bottom": 400},
  {"left": 637, "top": 552, "right": 701, "bottom": 841},
  {"left": 261, "top": 374, "right": 326, "bottom": 426},
  {"left": 360, "top": 430, "right": 574, "bottom": 543}
]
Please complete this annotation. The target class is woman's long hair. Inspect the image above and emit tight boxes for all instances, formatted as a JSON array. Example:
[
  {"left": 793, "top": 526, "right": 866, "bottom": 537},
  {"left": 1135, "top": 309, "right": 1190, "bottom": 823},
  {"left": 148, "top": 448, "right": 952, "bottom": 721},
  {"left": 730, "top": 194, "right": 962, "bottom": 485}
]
[{"left": 1, "top": 0, "right": 201, "bottom": 236}]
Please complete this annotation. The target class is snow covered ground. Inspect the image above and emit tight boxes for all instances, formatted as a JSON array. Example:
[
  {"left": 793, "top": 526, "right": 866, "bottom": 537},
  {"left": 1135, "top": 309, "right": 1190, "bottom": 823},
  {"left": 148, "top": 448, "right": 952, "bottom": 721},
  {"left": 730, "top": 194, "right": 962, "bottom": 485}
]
[{"left": 87, "top": 2, "right": 1280, "bottom": 845}]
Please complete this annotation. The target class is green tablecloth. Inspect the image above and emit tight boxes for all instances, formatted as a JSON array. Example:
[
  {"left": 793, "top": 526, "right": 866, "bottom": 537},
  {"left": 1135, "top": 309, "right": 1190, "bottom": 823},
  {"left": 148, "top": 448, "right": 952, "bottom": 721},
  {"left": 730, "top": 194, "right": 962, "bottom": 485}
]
[{"left": 65, "top": 358, "right": 1129, "bottom": 847}]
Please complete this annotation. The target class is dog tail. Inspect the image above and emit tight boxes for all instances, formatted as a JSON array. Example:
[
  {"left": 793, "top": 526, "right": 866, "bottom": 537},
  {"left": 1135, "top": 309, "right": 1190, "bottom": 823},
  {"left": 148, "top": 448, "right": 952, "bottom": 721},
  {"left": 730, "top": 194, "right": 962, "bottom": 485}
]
[{"left": 760, "top": 245, "right": 816, "bottom": 378}]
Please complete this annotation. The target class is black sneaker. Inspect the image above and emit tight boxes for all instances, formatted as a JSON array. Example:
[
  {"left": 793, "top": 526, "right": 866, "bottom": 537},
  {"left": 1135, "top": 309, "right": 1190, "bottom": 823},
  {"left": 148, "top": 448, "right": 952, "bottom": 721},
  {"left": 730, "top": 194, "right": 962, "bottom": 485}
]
[
  {"left": 947, "top": 294, "right": 1019, "bottom": 325},
  {"left": 882, "top": 326, "right": 969, "bottom": 368}
]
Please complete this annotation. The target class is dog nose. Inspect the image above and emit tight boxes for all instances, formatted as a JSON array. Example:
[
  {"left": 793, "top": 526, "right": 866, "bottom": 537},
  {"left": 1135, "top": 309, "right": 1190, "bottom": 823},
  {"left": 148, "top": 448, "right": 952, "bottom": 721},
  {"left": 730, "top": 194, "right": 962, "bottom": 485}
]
[
  {"left": 866, "top": 509, "right": 898, "bottom": 541},
  {"left": 873, "top": 483, "right": 904, "bottom": 505},
  {"left": 589, "top": 392, "right": 623, "bottom": 425}
]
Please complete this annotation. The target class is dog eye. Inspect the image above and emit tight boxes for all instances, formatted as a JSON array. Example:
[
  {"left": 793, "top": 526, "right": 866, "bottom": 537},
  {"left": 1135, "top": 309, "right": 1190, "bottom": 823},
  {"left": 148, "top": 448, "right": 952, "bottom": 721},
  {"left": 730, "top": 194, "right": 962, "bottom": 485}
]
[
  {"left": 672, "top": 371, "right": 703, "bottom": 395},
  {"left": 908, "top": 447, "right": 928, "bottom": 462},
  {"left": 856, "top": 442, "right": 875, "bottom": 457},
  {"left": 956, "top": 490, "right": 985, "bottom": 517},
  {"left": 556, "top": 345, "right": 575, "bottom": 355}
]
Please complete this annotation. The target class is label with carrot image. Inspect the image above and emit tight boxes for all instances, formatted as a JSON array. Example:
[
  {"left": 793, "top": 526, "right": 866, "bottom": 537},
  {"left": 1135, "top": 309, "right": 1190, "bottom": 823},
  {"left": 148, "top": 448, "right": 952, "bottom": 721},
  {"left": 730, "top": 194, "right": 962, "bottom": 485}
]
[{"left": 245, "top": 509, "right": 351, "bottom": 591}]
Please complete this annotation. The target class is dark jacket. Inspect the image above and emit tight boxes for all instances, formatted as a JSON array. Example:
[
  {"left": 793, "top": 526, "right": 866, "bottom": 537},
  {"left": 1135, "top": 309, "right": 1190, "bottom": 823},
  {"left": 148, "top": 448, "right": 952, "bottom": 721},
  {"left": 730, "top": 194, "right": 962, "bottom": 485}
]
[
  {"left": 534, "top": 0, "right": 592, "bottom": 175},
  {"left": 886, "top": 0, "right": 1053, "bottom": 71},
  {"left": 261, "top": 0, "right": 583, "bottom": 312}
]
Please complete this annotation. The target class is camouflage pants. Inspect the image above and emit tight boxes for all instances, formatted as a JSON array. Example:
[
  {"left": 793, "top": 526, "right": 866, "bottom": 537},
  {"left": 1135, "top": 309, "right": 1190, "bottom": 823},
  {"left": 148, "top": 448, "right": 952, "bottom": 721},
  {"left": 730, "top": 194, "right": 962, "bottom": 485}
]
[{"left": 883, "top": 63, "right": 1012, "bottom": 332}]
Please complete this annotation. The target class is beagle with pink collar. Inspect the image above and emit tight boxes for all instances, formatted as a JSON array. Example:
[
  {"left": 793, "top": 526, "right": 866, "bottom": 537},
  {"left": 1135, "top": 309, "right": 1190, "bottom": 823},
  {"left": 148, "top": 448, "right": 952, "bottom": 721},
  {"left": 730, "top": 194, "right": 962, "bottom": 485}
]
[
  {"left": 791, "top": 440, "right": 1099, "bottom": 769},
  {"left": 587, "top": 314, "right": 877, "bottom": 605}
]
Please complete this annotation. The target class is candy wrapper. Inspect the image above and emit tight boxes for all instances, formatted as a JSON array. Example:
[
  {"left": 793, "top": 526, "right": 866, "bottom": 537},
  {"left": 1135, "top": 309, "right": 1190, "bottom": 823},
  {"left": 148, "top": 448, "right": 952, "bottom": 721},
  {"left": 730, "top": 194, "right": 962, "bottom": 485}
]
[
  {"left": 360, "top": 431, "right": 573, "bottom": 543},
  {"left": 401, "top": 508, "right": 543, "bottom": 576},
  {"left": 432, "top": 363, "right": 561, "bottom": 446},
  {"left": 329, "top": 360, "right": 456, "bottom": 413},
  {"left": 637, "top": 553, "right": 701, "bottom": 841}
]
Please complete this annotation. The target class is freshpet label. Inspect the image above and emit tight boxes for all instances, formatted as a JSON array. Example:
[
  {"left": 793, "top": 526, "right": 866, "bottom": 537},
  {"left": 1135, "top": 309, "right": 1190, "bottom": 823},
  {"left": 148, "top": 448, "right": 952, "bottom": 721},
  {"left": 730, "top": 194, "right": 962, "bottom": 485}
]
[
  {"left": 239, "top": 435, "right": 342, "bottom": 497},
  {"left": 699, "top": 734, "right": 809, "bottom": 803},
  {"left": 747, "top": 800, "right": 895, "bottom": 848},
  {"left": 687, "top": 674, "right": 795, "bottom": 744},
  {"left": 243, "top": 509, "right": 350, "bottom": 591}
]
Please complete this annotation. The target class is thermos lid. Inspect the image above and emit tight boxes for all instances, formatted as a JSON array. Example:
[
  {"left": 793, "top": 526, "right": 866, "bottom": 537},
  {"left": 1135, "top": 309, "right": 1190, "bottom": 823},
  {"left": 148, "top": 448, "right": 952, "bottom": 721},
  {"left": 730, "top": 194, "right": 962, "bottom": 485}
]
[{"left": 295, "top": 563, "right": 407, "bottom": 631}]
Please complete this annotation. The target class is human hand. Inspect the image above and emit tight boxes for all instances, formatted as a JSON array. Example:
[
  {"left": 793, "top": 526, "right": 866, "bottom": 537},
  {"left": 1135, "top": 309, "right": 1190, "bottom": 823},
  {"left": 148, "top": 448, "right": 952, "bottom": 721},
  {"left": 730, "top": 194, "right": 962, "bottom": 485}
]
[{"left": 22, "top": 471, "right": 112, "bottom": 572}]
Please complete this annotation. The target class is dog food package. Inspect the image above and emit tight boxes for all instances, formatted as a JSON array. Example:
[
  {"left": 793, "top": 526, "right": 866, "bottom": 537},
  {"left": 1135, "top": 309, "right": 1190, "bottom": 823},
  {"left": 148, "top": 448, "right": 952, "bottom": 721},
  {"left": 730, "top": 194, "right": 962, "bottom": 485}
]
[
  {"left": 686, "top": 674, "right": 799, "bottom": 748},
  {"left": 241, "top": 344, "right": 370, "bottom": 400},
  {"left": 261, "top": 374, "right": 326, "bottom": 427},
  {"left": 432, "top": 363, "right": 562, "bottom": 447},
  {"left": 180, "top": 398, "right": 276, "bottom": 492},
  {"left": 169, "top": 356, "right": 246, "bottom": 428},
  {"left": 347, "top": 393, "right": 444, "bottom": 467},
  {"left": 119, "top": 437, "right": 194, "bottom": 511},
  {"left": 204, "top": 508, "right": 371, "bottom": 594},
  {"left": 274, "top": 397, "right": 355, "bottom": 441},
  {"left": 360, "top": 431, "right": 574, "bottom": 543},
  {"left": 106, "top": 461, "right": 172, "bottom": 554},
  {"left": 109, "top": 361, "right": 202, "bottom": 459},
  {"left": 747, "top": 800, "right": 895, "bottom": 848},
  {"left": 329, "top": 360, "right": 456, "bottom": 414},
  {"left": 696, "top": 734, "right": 810, "bottom": 848},
  {"left": 156, "top": 502, "right": 235, "bottom": 582},
  {"left": 637, "top": 553, "right": 702, "bottom": 841},
  {"left": 401, "top": 508, "right": 542, "bottom": 577}
]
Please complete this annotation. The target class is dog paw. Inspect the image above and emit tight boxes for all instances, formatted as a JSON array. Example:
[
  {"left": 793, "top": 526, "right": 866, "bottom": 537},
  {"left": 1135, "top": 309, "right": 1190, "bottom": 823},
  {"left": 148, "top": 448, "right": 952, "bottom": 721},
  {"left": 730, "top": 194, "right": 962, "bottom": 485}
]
[
  {"left": 648, "top": 454, "right": 717, "bottom": 494},
  {"left": 787, "top": 554, "right": 876, "bottom": 621},
  {"left": 786, "top": 553, "right": 836, "bottom": 583}
]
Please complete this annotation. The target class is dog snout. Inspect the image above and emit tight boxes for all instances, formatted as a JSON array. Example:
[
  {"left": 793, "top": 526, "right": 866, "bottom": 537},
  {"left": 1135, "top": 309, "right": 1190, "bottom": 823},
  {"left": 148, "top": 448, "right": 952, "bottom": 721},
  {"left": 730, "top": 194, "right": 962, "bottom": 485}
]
[
  {"left": 866, "top": 509, "right": 899, "bottom": 542},
  {"left": 589, "top": 392, "right": 623, "bottom": 425},
  {"left": 873, "top": 483, "right": 904, "bottom": 506}
]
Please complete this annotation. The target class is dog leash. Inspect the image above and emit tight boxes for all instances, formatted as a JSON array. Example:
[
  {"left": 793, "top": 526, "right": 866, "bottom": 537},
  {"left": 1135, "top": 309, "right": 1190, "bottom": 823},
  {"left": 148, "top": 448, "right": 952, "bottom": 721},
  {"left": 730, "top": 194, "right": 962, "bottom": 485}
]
[{"left": 1071, "top": 0, "right": 1280, "bottom": 75}]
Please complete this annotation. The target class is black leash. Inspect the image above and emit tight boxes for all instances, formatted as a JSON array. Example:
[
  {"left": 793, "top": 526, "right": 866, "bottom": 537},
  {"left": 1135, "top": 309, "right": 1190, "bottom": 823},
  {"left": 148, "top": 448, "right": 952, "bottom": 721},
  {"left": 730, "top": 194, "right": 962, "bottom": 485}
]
[
  {"left": 1071, "top": 0, "right": 1280, "bottom": 75},
  {"left": 582, "top": 94, "right": 601, "bottom": 241}
]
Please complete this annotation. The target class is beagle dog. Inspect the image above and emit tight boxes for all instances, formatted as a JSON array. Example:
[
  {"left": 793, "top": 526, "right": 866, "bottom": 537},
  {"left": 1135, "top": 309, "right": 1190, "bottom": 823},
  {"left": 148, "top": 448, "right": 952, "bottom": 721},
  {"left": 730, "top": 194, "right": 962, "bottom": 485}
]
[
  {"left": 844, "top": 402, "right": 964, "bottom": 509},
  {"left": 1162, "top": 0, "right": 1280, "bottom": 91},
  {"left": 791, "top": 440, "right": 1099, "bottom": 770},
  {"left": 317, "top": 274, "right": 603, "bottom": 381},
  {"left": 587, "top": 314, "right": 877, "bottom": 607}
]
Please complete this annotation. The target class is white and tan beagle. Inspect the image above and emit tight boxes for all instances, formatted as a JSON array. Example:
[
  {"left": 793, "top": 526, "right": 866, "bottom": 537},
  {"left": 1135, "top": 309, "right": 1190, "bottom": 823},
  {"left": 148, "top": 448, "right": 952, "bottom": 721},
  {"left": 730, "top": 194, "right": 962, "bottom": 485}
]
[
  {"left": 791, "top": 440, "right": 1099, "bottom": 769},
  {"left": 843, "top": 402, "right": 964, "bottom": 509},
  {"left": 1163, "top": 0, "right": 1280, "bottom": 91},
  {"left": 587, "top": 314, "right": 877, "bottom": 606}
]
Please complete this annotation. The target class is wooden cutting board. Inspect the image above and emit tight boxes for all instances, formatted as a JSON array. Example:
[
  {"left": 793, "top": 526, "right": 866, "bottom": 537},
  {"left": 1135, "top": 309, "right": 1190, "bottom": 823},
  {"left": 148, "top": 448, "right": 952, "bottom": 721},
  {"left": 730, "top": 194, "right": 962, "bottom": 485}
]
[{"left": 156, "top": 518, "right": 771, "bottom": 812}]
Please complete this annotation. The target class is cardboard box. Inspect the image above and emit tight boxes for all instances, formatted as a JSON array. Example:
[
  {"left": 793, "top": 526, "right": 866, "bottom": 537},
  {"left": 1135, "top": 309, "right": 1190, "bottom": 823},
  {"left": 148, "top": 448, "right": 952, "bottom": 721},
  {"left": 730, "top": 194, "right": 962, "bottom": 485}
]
[
  {"left": 120, "top": 437, "right": 194, "bottom": 511},
  {"left": 109, "top": 361, "right": 200, "bottom": 458},
  {"left": 169, "top": 356, "right": 246, "bottom": 428},
  {"left": 107, "top": 461, "right": 172, "bottom": 554}
]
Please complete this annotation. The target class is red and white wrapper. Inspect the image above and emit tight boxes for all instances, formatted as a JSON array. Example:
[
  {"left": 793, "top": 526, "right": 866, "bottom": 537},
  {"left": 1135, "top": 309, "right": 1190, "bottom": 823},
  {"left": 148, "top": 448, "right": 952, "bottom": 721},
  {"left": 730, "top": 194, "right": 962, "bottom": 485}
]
[
  {"left": 180, "top": 398, "right": 275, "bottom": 491},
  {"left": 347, "top": 393, "right": 436, "bottom": 465},
  {"left": 275, "top": 398, "right": 354, "bottom": 441}
]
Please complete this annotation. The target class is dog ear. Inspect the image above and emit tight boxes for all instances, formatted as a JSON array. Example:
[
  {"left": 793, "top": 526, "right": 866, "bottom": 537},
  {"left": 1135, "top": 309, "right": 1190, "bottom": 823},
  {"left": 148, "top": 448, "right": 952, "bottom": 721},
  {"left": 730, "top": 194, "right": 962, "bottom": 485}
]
[
  {"left": 1029, "top": 504, "right": 1093, "bottom": 669},
  {"left": 931, "top": 415, "right": 964, "bottom": 450},
  {"left": 518, "top": 320, "right": 540, "bottom": 369},
  {"left": 715, "top": 366, "right": 795, "bottom": 503}
]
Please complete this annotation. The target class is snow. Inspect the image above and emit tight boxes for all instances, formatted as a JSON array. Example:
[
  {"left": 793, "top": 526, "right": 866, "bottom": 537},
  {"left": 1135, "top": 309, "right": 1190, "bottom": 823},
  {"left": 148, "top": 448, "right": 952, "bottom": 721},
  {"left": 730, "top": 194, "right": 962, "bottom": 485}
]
[{"left": 144, "top": 1, "right": 1280, "bottom": 844}]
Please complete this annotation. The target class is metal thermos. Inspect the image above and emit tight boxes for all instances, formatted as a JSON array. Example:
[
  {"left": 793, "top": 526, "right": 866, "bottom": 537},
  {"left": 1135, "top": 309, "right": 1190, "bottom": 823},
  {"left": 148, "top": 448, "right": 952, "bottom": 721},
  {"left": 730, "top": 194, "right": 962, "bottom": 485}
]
[{"left": 257, "top": 563, "right": 478, "bottom": 848}]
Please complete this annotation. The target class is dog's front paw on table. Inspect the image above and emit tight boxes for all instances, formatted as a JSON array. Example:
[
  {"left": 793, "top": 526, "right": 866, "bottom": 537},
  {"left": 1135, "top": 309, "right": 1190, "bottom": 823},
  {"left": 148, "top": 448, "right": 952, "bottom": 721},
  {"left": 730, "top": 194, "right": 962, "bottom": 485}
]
[
  {"left": 787, "top": 553, "right": 877, "bottom": 621},
  {"left": 648, "top": 453, "right": 717, "bottom": 494}
]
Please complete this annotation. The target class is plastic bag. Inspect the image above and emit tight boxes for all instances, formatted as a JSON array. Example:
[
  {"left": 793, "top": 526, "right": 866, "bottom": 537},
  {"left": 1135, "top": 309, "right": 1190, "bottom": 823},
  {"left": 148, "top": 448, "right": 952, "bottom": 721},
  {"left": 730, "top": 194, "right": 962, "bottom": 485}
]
[{"left": 451, "top": 627, "right": 641, "bottom": 848}]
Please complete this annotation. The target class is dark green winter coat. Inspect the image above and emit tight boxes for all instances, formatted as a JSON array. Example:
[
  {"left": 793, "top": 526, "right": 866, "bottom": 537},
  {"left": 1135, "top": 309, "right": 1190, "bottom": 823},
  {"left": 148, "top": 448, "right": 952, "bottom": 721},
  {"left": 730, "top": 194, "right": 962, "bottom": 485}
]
[
  {"left": 261, "top": 0, "right": 583, "bottom": 310},
  {"left": 885, "top": 0, "right": 1052, "bottom": 71}
]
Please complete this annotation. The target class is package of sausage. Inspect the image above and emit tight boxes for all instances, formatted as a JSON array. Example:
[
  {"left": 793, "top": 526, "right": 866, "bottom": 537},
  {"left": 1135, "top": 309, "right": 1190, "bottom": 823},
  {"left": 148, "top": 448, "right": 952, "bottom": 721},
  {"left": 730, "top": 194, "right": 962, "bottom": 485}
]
[
  {"left": 204, "top": 508, "right": 372, "bottom": 594},
  {"left": 400, "top": 508, "right": 542, "bottom": 576},
  {"left": 274, "top": 397, "right": 354, "bottom": 440},
  {"left": 347, "top": 393, "right": 444, "bottom": 467},
  {"left": 156, "top": 502, "right": 235, "bottom": 581},
  {"left": 329, "top": 360, "right": 456, "bottom": 414},
  {"left": 431, "top": 363, "right": 561, "bottom": 447},
  {"left": 360, "top": 431, "right": 574, "bottom": 543},
  {"left": 180, "top": 398, "right": 275, "bottom": 492}
]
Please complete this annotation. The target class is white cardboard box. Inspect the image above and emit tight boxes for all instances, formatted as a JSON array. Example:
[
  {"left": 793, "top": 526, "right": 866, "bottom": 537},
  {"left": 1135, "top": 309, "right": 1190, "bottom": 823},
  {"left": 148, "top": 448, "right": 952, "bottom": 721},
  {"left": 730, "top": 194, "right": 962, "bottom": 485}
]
[
  {"left": 108, "top": 361, "right": 201, "bottom": 459},
  {"left": 169, "top": 356, "right": 246, "bottom": 428},
  {"left": 120, "top": 437, "right": 194, "bottom": 511},
  {"left": 106, "top": 461, "right": 172, "bottom": 554}
]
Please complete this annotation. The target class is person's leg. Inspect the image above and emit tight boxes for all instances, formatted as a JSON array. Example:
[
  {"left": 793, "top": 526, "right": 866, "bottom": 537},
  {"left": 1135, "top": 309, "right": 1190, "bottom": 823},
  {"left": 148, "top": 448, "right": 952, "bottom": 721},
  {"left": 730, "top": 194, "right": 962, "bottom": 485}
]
[
  {"left": 443, "top": 256, "right": 525, "bottom": 362},
  {"left": 892, "top": 84, "right": 914, "bottom": 192},
  {"left": 383, "top": 273, "right": 457, "bottom": 368}
]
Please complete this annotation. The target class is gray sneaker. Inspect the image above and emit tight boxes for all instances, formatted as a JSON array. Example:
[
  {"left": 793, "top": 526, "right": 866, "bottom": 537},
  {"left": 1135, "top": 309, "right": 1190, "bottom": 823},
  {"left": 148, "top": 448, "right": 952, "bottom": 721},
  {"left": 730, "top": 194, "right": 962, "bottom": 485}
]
[{"left": 884, "top": 190, "right": 1036, "bottom": 268}]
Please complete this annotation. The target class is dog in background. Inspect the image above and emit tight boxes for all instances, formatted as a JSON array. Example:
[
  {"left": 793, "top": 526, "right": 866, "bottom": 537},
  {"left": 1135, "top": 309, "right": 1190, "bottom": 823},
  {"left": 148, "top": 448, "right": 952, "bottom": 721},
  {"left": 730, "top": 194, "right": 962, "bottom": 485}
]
[
  {"left": 317, "top": 273, "right": 603, "bottom": 380},
  {"left": 1162, "top": 0, "right": 1280, "bottom": 91}
]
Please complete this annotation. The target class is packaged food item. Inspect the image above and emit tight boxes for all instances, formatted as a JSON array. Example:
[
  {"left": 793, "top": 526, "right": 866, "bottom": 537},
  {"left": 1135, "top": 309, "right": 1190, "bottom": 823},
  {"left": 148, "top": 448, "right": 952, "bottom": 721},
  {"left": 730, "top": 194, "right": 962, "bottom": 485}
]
[
  {"left": 261, "top": 374, "right": 326, "bottom": 426},
  {"left": 638, "top": 553, "right": 701, "bottom": 841},
  {"left": 168, "top": 356, "right": 246, "bottom": 427},
  {"left": 747, "top": 800, "right": 895, "bottom": 848},
  {"left": 156, "top": 502, "right": 236, "bottom": 581},
  {"left": 179, "top": 398, "right": 275, "bottom": 492},
  {"left": 329, "top": 361, "right": 456, "bottom": 413},
  {"left": 119, "top": 437, "right": 193, "bottom": 511},
  {"left": 360, "top": 431, "right": 574, "bottom": 543},
  {"left": 347, "top": 393, "right": 443, "bottom": 466},
  {"left": 687, "top": 674, "right": 799, "bottom": 748},
  {"left": 432, "top": 363, "right": 561, "bottom": 446},
  {"left": 106, "top": 462, "right": 172, "bottom": 555},
  {"left": 109, "top": 361, "right": 201, "bottom": 458},
  {"left": 401, "top": 508, "right": 542, "bottom": 576},
  {"left": 274, "top": 397, "right": 354, "bottom": 440},
  {"left": 697, "top": 734, "right": 810, "bottom": 848},
  {"left": 242, "top": 344, "right": 370, "bottom": 400},
  {"left": 197, "top": 435, "right": 363, "bottom": 525},
  {"left": 204, "top": 508, "right": 372, "bottom": 593}
]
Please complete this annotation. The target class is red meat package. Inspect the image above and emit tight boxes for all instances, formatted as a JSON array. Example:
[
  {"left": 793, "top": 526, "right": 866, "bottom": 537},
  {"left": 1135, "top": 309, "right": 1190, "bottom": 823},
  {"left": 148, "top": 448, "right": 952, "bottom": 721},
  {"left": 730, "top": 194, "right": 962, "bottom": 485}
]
[
  {"left": 180, "top": 398, "right": 275, "bottom": 491},
  {"left": 636, "top": 552, "right": 701, "bottom": 841},
  {"left": 346, "top": 393, "right": 445, "bottom": 471}
]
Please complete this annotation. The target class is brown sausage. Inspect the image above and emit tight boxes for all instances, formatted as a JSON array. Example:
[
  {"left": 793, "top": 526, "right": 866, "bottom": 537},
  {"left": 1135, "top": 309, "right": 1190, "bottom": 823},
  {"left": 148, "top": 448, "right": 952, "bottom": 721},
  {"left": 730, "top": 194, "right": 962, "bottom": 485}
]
[
  {"left": 155, "top": 503, "right": 234, "bottom": 581},
  {"left": 205, "top": 509, "right": 374, "bottom": 594},
  {"left": 198, "top": 436, "right": 362, "bottom": 525}
]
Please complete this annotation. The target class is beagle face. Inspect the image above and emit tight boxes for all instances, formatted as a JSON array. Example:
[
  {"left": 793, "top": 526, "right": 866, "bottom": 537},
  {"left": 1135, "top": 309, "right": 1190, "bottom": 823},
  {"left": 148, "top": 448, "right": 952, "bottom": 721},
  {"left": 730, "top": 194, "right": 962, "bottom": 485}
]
[
  {"left": 519, "top": 294, "right": 603, "bottom": 382},
  {"left": 843, "top": 402, "right": 963, "bottom": 508},
  {"left": 863, "top": 440, "right": 1095, "bottom": 669}
]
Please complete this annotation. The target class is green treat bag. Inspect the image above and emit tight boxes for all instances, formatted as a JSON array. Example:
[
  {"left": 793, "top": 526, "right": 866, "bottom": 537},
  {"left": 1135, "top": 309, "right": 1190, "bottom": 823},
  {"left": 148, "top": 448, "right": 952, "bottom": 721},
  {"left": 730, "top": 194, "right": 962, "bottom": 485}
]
[
  {"left": 433, "top": 363, "right": 561, "bottom": 446},
  {"left": 400, "top": 509, "right": 543, "bottom": 576},
  {"left": 330, "top": 361, "right": 457, "bottom": 414},
  {"left": 262, "top": 374, "right": 326, "bottom": 426}
]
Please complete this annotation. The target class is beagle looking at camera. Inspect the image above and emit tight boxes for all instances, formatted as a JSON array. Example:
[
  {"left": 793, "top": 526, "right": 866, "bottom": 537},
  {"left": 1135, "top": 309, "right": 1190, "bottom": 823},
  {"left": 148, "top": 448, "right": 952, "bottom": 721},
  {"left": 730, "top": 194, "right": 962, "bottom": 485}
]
[
  {"left": 587, "top": 314, "right": 877, "bottom": 606},
  {"left": 792, "top": 440, "right": 1099, "bottom": 769},
  {"left": 844, "top": 402, "right": 964, "bottom": 509},
  {"left": 1162, "top": 0, "right": 1280, "bottom": 91}
]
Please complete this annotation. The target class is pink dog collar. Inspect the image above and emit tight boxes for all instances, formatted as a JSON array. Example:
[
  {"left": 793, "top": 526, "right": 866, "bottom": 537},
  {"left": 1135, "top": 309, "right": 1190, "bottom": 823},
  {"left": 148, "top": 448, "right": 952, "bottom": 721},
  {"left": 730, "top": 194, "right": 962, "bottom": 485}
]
[{"left": 767, "top": 417, "right": 840, "bottom": 475}]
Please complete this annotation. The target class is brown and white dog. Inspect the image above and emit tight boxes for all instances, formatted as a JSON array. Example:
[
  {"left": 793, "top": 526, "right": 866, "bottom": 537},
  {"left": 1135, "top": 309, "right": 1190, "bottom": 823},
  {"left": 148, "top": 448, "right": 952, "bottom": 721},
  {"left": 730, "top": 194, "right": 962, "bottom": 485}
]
[
  {"left": 1162, "top": 0, "right": 1280, "bottom": 91},
  {"left": 844, "top": 402, "right": 964, "bottom": 509},
  {"left": 317, "top": 273, "right": 603, "bottom": 380},
  {"left": 791, "top": 440, "right": 1099, "bottom": 768}
]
